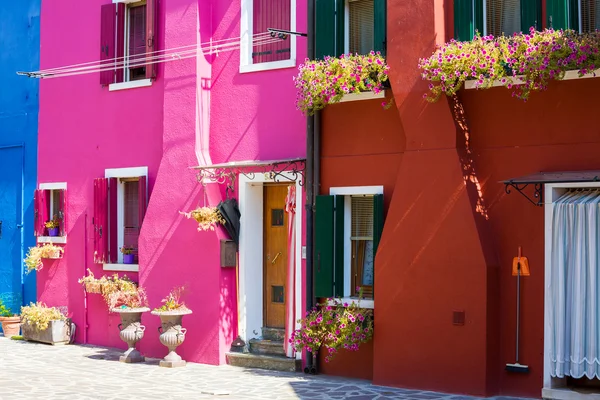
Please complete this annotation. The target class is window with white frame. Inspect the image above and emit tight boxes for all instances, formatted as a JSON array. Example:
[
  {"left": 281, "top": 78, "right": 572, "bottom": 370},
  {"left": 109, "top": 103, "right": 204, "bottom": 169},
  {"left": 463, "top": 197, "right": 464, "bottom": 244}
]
[
  {"left": 240, "top": 0, "right": 297, "bottom": 72},
  {"left": 347, "top": 0, "right": 375, "bottom": 55},
  {"left": 35, "top": 183, "right": 67, "bottom": 242},
  {"left": 99, "top": 0, "right": 156, "bottom": 87},
  {"left": 314, "top": 187, "right": 384, "bottom": 302},
  {"left": 93, "top": 167, "right": 148, "bottom": 270}
]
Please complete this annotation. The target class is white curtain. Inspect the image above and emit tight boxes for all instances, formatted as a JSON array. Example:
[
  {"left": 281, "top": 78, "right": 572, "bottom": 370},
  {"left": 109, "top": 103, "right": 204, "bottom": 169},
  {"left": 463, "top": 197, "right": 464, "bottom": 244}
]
[{"left": 550, "top": 190, "right": 600, "bottom": 379}]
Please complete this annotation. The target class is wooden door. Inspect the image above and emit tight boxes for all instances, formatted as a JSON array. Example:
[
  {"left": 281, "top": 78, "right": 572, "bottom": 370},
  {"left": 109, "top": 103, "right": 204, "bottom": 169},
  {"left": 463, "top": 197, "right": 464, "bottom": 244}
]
[{"left": 263, "top": 184, "right": 289, "bottom": 329}]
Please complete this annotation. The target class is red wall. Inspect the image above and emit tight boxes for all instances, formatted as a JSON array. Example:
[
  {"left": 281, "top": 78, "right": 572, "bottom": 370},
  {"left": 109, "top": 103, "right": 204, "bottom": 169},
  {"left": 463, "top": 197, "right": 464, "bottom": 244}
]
[{"left": 319, "top": 94, "right": 405, "bottom": 381}]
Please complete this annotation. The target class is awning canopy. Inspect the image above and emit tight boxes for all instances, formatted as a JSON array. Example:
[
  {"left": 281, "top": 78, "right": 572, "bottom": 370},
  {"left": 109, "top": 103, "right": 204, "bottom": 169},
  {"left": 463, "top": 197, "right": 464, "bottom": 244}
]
[
  {"left": 192, "top": 158, "right": 306, "bottom": 191},
  {"left": 502, "top": 170, "right": 600, "bottom": 207}
]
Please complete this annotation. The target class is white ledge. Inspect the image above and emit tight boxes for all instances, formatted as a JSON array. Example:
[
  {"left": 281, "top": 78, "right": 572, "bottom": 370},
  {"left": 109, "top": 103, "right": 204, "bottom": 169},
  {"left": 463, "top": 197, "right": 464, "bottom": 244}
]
[
  {"left": 339, "top": 90, "right": 385, "bottom": 103},
  {"left": 109, "top": 79, "right": 152, "bottom": 92},
  {"left": 327, "top": 297, "right": 374, "bottom": 309},
  {"left": 464, "top": 68, "right": 600, "bottom": 90},
  {"left": 542, "top": 387, "right": 600, "bottom": 400},
  {"left": 37, "top": 236, "right": 67, "bottom": 244},
  {"left": 103, "top": 263, "right": 139, "bottom": 272}
]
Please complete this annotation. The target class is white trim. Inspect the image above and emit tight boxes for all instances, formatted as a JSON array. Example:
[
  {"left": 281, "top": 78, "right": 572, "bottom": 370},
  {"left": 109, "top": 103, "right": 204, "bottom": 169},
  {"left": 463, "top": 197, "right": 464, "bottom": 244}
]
[
  {"left": 239, "top": 0, "right": 297, "bottom": 73},
  {"left": 543, "top": 387, "right": 600, "bottom": 400},
  {"left": 109, "top": 79, "right": 152, "bottom": 92},
  {"left": 238, "top": 172, "right": 303, "bottom": 360},
  {"left": 117, "top": 180, "right": 125, "bottom": 264},
  {"left": 464, "top": 69, "right": 600, "bottom": 90},
  {"left": 339, "top": 90, "right": 386, "bottom": 103},
  {"left": 344, "top": 0, "right": 350, "bottom": 54},
  {"left": 330, "top": 185, "right": 384, "bottom": 196},
  {"left": 112, "top": 0, "right": 143, "bottom": 4},
  {"left": 543, "top": 181, "right": 600, "bottom": 395},
  {"left": 103, "top": 263, "right": 139, "bottom": 272},
  {"left": 105, "top": 166, "right": 148, "bottom": 179},
  {"left": 327, "top": 297, "right": 374, "bottom": 310},
  {"left": 39, "top": 182, "right": 67, "bottom": 190},
  {"left": 37, "top": 236, "right": 67, "bottom": 244}
]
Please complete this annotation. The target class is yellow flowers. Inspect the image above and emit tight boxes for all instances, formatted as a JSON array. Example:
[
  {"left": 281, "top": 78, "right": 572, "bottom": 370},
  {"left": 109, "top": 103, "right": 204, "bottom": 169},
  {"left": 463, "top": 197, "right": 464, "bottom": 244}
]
[{"left": 180, "top": 207, "right": 226, "bottom": 231}]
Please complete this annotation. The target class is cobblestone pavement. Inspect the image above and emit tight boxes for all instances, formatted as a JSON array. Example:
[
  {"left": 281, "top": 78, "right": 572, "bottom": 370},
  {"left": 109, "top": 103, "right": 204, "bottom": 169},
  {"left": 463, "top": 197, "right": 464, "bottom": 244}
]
[{"left": 0, "top": 337, "right": 535, "bottom": 400}]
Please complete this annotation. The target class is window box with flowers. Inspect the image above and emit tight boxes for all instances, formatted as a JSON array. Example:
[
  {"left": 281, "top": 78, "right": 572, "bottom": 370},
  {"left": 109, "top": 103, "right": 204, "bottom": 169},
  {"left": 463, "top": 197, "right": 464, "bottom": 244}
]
[{"left": 35, "top": 182, "right": 67, "bottom": 244}]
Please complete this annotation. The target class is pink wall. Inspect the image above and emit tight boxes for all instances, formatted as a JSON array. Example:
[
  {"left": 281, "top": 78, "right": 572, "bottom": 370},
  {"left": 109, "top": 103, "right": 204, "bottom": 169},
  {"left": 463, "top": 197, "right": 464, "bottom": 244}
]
[{"left": 38, "top": 0, "right": 306, "bottom": 365}]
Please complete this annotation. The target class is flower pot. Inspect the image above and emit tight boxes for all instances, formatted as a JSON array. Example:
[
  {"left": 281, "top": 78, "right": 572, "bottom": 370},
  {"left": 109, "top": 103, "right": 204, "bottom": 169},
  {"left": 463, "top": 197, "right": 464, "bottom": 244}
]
[
  {"left": 151, "top": 308, "right": 192, "bottom": 368},
  {"left": 43, "top": 249, "right": 63, "bottom": 259},
  {"left": 84, "top": 282, "right": 102, "bottom": 294},
  {"left": 48, "top": 227, "right": 59, "bottom": 237},
  {"left": 112, "top": 307, "right": 149, "bottom": 363},
  {"left": 123, "top": 254, "right": 135, "bottom": 264},
  {"left": 22, "top": 319, "right": 73, "bottom": 344},
  {"left": 0, "top": 316, "right": 21, "bottom": 338}
]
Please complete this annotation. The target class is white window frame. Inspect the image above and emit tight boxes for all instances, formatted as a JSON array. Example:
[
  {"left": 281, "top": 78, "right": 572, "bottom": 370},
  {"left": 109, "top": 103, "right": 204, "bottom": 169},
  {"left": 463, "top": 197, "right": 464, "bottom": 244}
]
[
  {"left": 104, "top": 166, "right": 148, "bottom": 272},
  {"left": 37, "top": 182, "right": 68, "bottom": 244},
  {"left": 329, "top": 185, "right": 382, "bottom": 309},
  {"left": 109, "top": 0, "right": 152, "bottom": 91},
  {"left": 239, "top": 0, "right": 297, "bottom": 73}
]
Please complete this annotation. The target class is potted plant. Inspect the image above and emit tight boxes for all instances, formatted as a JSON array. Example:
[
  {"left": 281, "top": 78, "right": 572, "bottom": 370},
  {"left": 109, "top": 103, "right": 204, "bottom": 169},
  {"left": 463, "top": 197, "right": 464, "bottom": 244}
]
[
  {"left": 109, "top": 287, "right": 149, "bottom": 363},
  {"left": 291, "top": 289, "right": 374, "bottom": 363},
  {"left": 78, "top": 269, "right": 106, "bottom": 294},
  {"left": 0, "top": 299, "right": 21, "bottom": 338},
  {"left": 120, "top": 246, "right": 135, "bottom": 264},
  {"left": 151, "top": 287, "right": 192, "bottom": 368},
  {"left": 45, "top": 215, "right": 60, "bottom": 237},
  {"left": 180, "top": 207, "right": 225, "bottom": 231},
  {"left": 20, "top": 302, "right": 73, "bottom": 345},
  {"left": 24, "top": 243, "right": 64, "bottom": 273}
]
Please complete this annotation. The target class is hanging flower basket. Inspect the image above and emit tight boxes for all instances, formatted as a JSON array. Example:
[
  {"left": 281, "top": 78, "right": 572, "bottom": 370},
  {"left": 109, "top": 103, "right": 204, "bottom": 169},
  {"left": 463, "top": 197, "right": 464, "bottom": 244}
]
[
  {"left": 180, "top": 207, "right": 226, "bottom": 232},
  {"left": 84, "top": 282, "right": 103, "bottom": 294}
]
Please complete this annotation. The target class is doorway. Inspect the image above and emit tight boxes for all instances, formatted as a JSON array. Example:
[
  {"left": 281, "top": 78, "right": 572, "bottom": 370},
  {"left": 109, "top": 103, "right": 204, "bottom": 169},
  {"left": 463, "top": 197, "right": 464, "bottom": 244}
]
[{"left": 263, "top": 184, "right": 288, "bottom": 329}]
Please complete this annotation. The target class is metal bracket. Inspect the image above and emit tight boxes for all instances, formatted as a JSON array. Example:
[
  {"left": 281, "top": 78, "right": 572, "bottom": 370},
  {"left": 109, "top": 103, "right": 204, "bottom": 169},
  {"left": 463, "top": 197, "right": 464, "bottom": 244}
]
[{"left": 504, "top": 182, "right": 543, "bottom": 207}]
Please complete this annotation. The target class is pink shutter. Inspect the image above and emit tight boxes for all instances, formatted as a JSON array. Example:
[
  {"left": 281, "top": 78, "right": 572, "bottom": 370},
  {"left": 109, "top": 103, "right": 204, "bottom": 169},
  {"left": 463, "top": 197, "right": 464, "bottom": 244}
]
[
  {"left": 100, "top": 4, "right": 116, "bottom": 85},
  {"left": 252, "top": 0, "right": 291, "bottom": 64},
  {"left": 116, "top": 3, "right": 126, "bottom": 83},
  {"left": 93, "top": 178, "right": 109, "bottom": 264},
  {"left": 109, "top": 178, "right": 118, "bottom": 264},
  {"left": 34, "top": 189, "right": 47, "bottom": 237},
  {"left": 58, "top": 189, "right": 67, "bottom": 237},
  {"left": 145, "top": 0, "right": 156, "bottom": 79},
  {"left": 138, "top": 176, "right": 147, "bottom": 227}
]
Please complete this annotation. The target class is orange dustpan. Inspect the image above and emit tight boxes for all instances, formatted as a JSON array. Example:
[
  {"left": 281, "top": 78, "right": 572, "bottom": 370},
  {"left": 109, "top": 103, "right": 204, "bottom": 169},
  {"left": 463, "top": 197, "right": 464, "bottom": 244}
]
[{"left": 512, "top": 247, "right": 530, "bottom": 277}]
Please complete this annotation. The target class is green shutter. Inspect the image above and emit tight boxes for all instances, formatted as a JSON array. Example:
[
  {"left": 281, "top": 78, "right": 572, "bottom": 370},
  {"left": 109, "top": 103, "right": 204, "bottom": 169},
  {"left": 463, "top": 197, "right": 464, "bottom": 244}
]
[
  {"left": 315, "top": 195, "right": 335, "bottom": 298},
  {"left": 335, "top": 0, "right": 345, "bottom": 56},
  {"left": 454, "top": 0, "right": 483, "bottom": 41},
  {"left": 373, "top": 0, "right": 386, "bottom": 55},
  {"left": 334, "top": 195, "right": 345, "bottom": 297},
  {"left": 568, "top": 0, "right": 579, "bottom": 31},
  {"left": 315, "top": 0, "right": 337, "bottom": 59},
  {"left": 520, "top": 0, "right": 542, "bottom": 32},
  {"left": 546, "top": 0, "right": 570, "bottom": 29},
  {"left": 373, "top": 194, "right": 384, "bottom": 255}
]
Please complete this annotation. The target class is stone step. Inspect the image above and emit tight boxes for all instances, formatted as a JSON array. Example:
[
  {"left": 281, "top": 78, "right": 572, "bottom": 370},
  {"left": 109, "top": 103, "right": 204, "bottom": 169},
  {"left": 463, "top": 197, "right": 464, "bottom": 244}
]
[
  {"left": 226, "top": 352, "right": 300, "bottom": 373},
  {"left": 249, "top": 338, "right": 285, "bottom": 356},
  {"left": 262, "top": 327, "right": 285, "bottom": 341}
]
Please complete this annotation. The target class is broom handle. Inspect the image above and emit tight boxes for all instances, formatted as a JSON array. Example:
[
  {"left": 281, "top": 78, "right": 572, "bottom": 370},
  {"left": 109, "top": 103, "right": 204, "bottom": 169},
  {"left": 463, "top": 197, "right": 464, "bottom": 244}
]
[{"left": 516, "top": 262, "right": 521, "bottom": 363}]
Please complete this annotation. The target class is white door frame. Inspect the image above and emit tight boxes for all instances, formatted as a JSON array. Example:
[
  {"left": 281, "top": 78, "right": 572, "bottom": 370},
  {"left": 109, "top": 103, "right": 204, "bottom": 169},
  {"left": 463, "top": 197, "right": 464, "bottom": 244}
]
[
  {"left": 543, "top": 182, "right": 600, "bottom": 398},
  {"left": 238, "top": 172, "right": 303, "bottom": 359}
]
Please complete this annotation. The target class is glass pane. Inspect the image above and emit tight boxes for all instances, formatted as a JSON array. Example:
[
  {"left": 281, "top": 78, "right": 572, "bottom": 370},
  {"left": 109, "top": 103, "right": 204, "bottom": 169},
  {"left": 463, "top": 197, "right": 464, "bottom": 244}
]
[
  {"left": 272, "top": 285, "right": 284, "bottom": 303},
  {"left": 272, "top": 209, "right": 284, "bottom": 226},
  {"left": 486, "top": 0, "right": 521, "bottom": 36},
  {"left": 51, "top": 190, "right": 61, "bottom": 219},
  {"left": 362, "top": 240, "right": 374, "bottom": 286},
  {"left": 349, "top": 0, "right": 374, "bottom": 54},
  {"left": 123, "top": 181, "right": 139, "bottom": 251}
]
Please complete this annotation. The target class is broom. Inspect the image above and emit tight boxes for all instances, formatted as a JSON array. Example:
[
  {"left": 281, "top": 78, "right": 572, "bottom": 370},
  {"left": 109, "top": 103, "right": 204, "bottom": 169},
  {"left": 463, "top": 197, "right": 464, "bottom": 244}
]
[{"left": 506, "top": 247, "right": 530, "bottom": 373}]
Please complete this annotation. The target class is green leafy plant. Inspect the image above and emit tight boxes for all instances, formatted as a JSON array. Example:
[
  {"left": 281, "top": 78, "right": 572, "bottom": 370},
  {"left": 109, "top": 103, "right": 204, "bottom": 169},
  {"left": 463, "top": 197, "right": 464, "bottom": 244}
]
[
  {"left": 0, "top": 299, "right": 15, "bottom": 317},
  {"left": 180, "top": 207, "right": 226, "bottom": 231},
  {"left": 21, "top": 302, "right": 67, "bottom": 331},
  {"left": 154, "top": 287, "right": 189, "bottom": 313},
  {"left": 291, "top": 289, "right": 374, "bottom": 362},
  {"left": 24, "top": 244, "right": 64, "bottom": 273},
  {"left": 294, "top": 52, "right": 391, "bottom": 115},
  {"left": 108, "top": 287, "right": 148, "bottom": 311},
  {"left": 419, "top": 28, "right": 600, "bottom": 101}
]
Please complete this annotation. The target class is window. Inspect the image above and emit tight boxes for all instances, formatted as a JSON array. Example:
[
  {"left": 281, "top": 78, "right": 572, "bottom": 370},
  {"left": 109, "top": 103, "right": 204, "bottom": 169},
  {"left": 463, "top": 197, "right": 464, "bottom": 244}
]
[
  {"left": 314, "top": 187, "right": 384, "bottom": 303},
  {"left": 93, "top": 167, "right": 148, "bottom": 271},
  {"left": 454, "top": 0, "right": 542, "bottom": 41},
  {"left": 100, "top": 0, "right": 156, "bottom": 87},
  {"left": 315, "top": 0, "right": 386, "bottom": 60},
  {"left": 547, "top": 0, "right": 600, "bottom": 32},
  {"left": 240, "top": 0, "right": 297, "bottom": 72},
  {"left": 35, "top": 183, "right": 67, "bottom": 242}
]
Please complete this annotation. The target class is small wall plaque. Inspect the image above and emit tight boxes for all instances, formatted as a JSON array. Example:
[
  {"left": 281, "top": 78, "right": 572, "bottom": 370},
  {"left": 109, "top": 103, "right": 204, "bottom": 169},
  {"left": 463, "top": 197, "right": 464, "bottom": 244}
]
[{"left": 220, "top": 239, "right": 237, "bottom": 268}]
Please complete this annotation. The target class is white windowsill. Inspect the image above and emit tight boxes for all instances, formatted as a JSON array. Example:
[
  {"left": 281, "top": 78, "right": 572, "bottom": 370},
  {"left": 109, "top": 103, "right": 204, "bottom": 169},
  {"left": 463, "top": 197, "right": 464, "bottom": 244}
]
[
  {"left": 464, "top": 68, "right": 600, "bottom": 90},
  {"left": 103, "top": 263, "right": 139, "bottom": 272},
  {"left": 109, "top": 79, "right": 152, "bottom": 92},
  {"left": 239, "top": 59, "right": 296, "bottom": 74},
  {"left": 542, "top": 387, "right": 600, "bottom": 400},
  {"left": 339, "top": 90, "right": 386, "bottom": 103},
  {"left": 328, "top": 298, "right": 374, "bottom": 309},
  {"left": 37, "top": 236, "right": 67, "bottom": 244}
]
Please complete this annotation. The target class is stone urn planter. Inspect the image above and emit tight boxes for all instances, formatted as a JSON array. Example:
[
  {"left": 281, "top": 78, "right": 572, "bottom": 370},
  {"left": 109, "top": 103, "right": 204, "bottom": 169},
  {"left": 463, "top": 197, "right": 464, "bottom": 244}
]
[
  {"left": 112, "top": 307, "right": 150, "bottom": 363},
  {"left": 0, "top": 316, "right": 21, "bottom": 338},
  {"left": 22, "top": 319, "right": 73, "bottom": 344},
  {"left": 151, "top": 308, "right": 192, "bottom": 368}
]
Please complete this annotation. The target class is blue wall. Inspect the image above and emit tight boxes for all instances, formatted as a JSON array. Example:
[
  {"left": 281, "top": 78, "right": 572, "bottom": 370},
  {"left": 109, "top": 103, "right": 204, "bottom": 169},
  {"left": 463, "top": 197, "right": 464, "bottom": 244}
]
[{"left": 0, "top": 1, "right": 40, "bottom": 314}]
